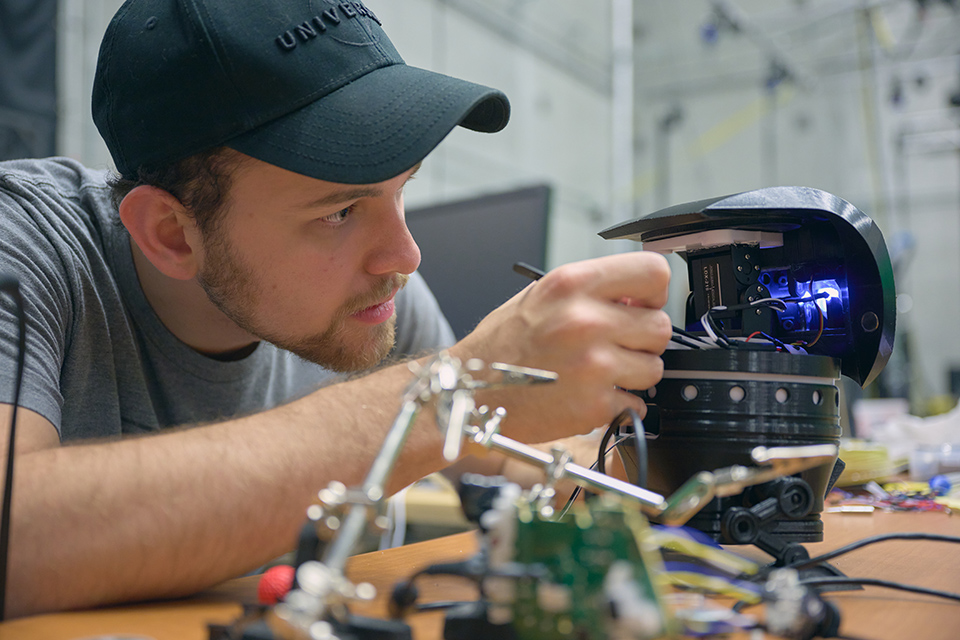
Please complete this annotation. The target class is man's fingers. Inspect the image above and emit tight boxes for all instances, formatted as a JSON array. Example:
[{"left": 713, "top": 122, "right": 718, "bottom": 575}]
[
  {"left": 522, "top": 290, "right": 672, "bottom": 358},
  {"left": 608, "top": 306, "right": 673, "bottom": 354},
  {"left": 612, "top": 388, "right": 649, "bottom": 421},
  {"left": 456, "top": 251, "right": 674, "bottom": 444},
  {"left": 564, "top": 347, "right": 662, "bottom": 427},
  {"left": 611, "top": 348, "right": 664, "bottom": 395},
  {"left": 536, "top": 252, "right": 672, "bottom": 309}
]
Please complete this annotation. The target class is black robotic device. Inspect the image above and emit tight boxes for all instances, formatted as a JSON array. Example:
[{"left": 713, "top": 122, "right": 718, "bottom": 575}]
[{"left": 600, "top": 186, "right": 895, "bottom": 554}]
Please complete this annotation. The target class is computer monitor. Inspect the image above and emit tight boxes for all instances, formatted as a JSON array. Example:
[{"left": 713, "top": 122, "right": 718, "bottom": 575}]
[{"left": 406, "top": 184, "right": 551, "bottom": 340}]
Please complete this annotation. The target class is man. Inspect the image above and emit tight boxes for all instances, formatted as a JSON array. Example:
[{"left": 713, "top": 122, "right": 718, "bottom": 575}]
[{"left": 0, "top": 0, "right": 671, "bottom": 618}]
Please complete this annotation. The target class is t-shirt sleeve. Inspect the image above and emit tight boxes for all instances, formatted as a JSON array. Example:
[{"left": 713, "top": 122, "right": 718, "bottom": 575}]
[
  {"left": 0, "top": 183, "right": 72, "bottom": 433},
  {"left": 391, "top": 271, "right": 456, "bottom": 358}
]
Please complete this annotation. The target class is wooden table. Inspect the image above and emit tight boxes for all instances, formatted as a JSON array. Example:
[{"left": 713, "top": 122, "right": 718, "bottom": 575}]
[{"left": 2, "top": 510, "right": 958, "bottom": 640}]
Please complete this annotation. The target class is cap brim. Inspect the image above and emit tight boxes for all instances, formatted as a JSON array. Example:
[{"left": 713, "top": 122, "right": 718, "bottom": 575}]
[{"left": 226, "top": 63, "right": 509, "bottom": 184}]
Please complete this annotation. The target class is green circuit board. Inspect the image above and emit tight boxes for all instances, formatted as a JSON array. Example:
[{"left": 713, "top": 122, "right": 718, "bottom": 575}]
[{"left": 506, "top": 498, "right": 673, "bottom": 640}]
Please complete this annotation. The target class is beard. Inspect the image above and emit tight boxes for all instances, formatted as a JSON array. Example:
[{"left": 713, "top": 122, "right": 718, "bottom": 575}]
[{"left": 195, "top": 229, "right": 407, "bottom": 372}]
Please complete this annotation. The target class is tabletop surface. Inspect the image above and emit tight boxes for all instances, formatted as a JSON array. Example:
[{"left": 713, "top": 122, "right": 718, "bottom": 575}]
[{"left": 2, "top": 509, "right": 958, "bottom": 640}]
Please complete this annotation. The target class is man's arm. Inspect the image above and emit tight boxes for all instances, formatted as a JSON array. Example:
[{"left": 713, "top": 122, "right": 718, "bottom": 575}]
[
  {"left": 2, "top": 251, "right": 671, "bottom": 619},
  {"left": 2, "top": 364, "right": 452, "bottom": 618}
]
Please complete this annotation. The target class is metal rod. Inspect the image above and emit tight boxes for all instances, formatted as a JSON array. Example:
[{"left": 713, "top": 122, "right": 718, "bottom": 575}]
[
  {"left": 322, "top": 399, "right": 421, "bottom": 571},
  {"left": 484, "top": 433, "right": 668, "bottom": 513}
]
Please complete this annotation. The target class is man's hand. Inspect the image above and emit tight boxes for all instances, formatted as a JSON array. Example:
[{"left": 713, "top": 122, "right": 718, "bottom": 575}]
[{"left": 450, "top": 252, "right": 672, "bottom": 444}]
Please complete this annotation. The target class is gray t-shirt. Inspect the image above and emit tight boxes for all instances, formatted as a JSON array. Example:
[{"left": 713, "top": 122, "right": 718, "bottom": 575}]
[{"left": 0, "top": 157, "right": 455, "bottom": 441}]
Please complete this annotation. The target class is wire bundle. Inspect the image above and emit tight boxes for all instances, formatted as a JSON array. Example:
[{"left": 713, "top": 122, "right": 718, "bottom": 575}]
[{"left": 673, "top": 293, "right": 828, "bottom": 352}]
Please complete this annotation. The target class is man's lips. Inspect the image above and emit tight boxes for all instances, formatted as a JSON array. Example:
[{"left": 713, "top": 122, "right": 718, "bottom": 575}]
[{"left": 350, "top": 290, "right": 398, "bottom": 325}]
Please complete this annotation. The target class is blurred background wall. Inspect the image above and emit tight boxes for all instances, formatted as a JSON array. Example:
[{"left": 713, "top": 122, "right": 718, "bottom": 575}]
[
  {"left": 4, "top": 0, "right": 960, "bottom": 412},
  {"left": 0, "top": 0, "right": 58, "bottom": 159}
]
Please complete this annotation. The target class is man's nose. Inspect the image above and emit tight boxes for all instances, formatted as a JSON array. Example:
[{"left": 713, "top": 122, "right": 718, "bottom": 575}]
[{"left": 364, "top": 202, "right": 422, "bottom": 276}]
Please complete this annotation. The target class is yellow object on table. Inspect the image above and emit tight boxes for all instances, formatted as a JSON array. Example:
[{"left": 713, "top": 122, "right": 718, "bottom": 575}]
[{"left": 836, "top": 439, "right": 901, "bottom": 486}]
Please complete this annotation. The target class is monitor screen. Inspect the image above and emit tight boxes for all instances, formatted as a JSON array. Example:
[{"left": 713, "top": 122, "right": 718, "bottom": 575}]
[{"left": 406, "top": 184, "right": 551, "bottom": 340}]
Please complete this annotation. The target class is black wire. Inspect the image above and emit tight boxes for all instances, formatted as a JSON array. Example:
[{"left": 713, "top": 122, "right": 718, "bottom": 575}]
[
  {"left": 671, "top": 326, "right": 706, "bottom": 349},
  {"left": 704, "top": 299, "right": 788, "bottom": 350},
  {"left": 596, "top": 420, "right": 618, "bottom": 476},
  {"left": 558, "top": 472, "right": 588, "bottom": 516},
  {"left": 724, "top": 298, "right": 787, "bottom": 313},
  {"left": 786, "top": 533, "right": 960, "bottom": 572},
  {"left": 398, "top": 560, "right": 484, "bottom": 591},
  {"left": 0, "top": 279, "right": 25, "bottom": 621},
  {"left": 616, "top": 408, "right": 647, "bottom": 489},
  {"left": 755, "top": 298, "right": 787, "bottom": 312},
  {"left": 556, "top": 436, "right": 630, "bottom": 519},
  {"left": 799, "top": 576, "right": 960, "bottom": 603},
  {"left": 758, "top": 331, "right": 788, "bottom": 350},
  {"left": 600, "top": 409, "right": 647, "bottom": 483},
  {"left": 780, "top": 292, "right": 829, "bottom": 303},
  {"left": 670, "top": 333, "right": 704, "bottom": 350},
  {"left": 562, "top": 409, "right": 648, "bottom": 517},
  {"left": 702, "top": 309, "right": 732, "bottom": 349},
  {"left": 672, "top": 325, "right": 706, "bottom": 342},
  {"left": 390, "top": 559, "right": 484, "bottom": 616},
  {"left": 755, "top": 298, "right": 786, "bottom": 312}
]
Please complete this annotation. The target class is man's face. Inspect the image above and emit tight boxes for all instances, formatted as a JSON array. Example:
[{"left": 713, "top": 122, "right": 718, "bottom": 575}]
[{"left": 193, "top": 156, "right": 422, "bottom": 372}]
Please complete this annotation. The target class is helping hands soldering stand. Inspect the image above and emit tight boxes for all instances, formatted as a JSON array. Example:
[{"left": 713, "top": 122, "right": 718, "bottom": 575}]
[{"left": 260, "top": 351, "right": 836, "bottom": 640}]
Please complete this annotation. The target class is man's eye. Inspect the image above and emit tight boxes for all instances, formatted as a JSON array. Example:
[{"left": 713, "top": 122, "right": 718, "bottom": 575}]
[{"left": 321, "top": 206, "right": 352, "bottom": 224}]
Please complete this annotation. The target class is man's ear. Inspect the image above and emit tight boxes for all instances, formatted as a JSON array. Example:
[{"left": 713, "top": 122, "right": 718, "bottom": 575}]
[{"left": 119, "top": 186, "right": 202, "bottom": 281}]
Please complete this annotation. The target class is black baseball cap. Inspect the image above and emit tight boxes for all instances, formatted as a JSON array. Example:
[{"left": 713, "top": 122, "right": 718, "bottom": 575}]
[{"left": 92, "top": 0, "right": 510, "bottom": 184}]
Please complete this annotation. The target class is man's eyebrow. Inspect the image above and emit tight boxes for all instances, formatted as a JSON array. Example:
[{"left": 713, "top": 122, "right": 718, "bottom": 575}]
[
  {"left": 300, "top": 186, "right": 384, "bottom": 210},
  {"left": 297, "top": 162, "right": 422, "bottom": 210}
]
